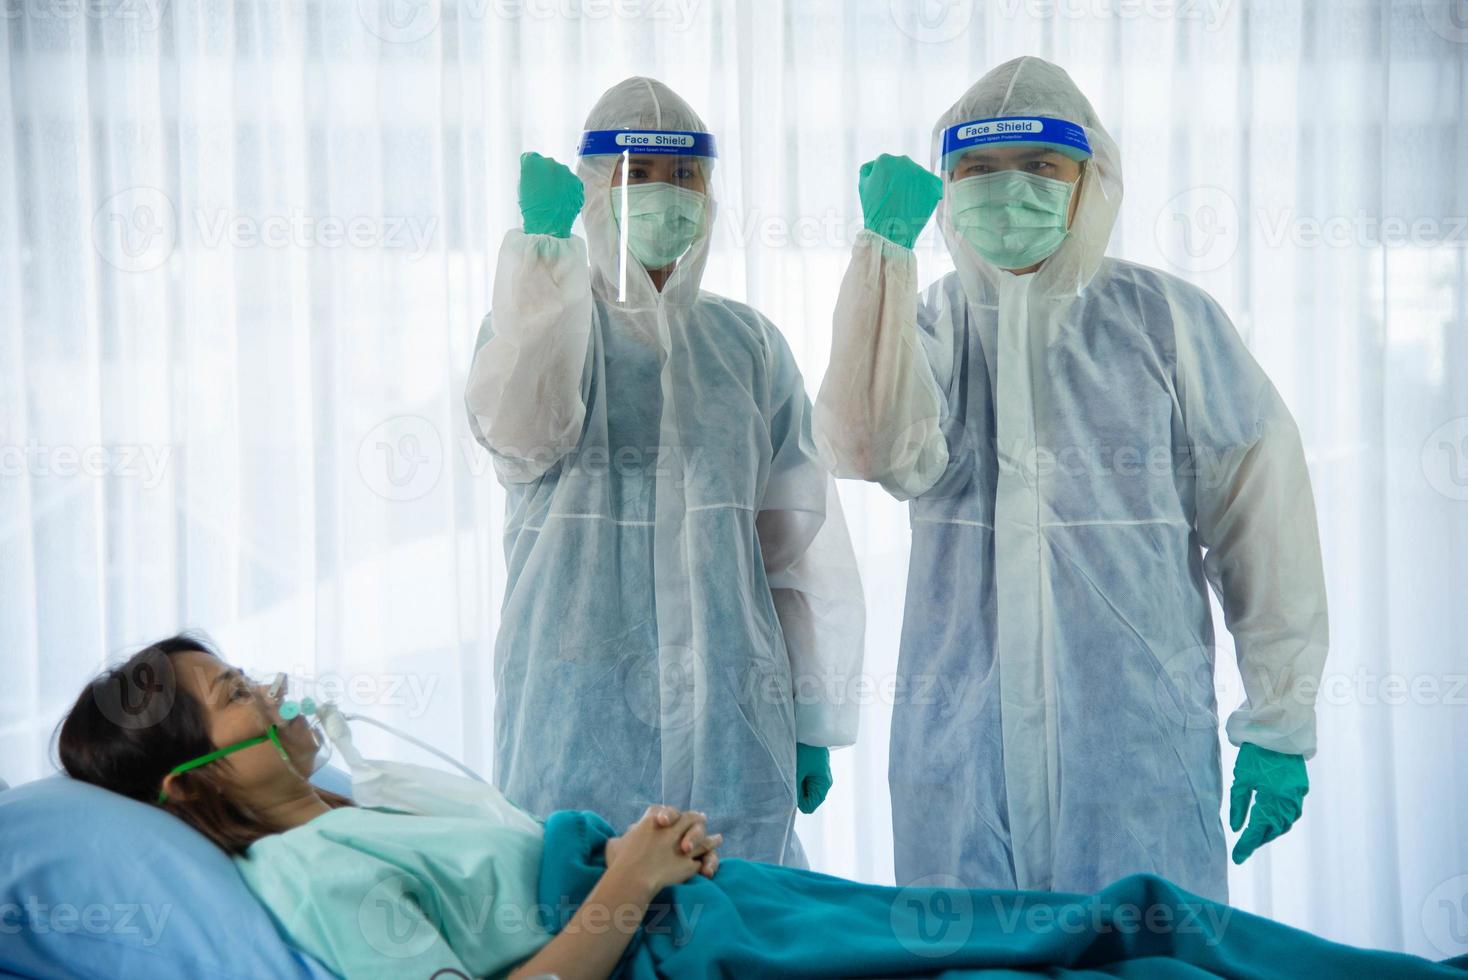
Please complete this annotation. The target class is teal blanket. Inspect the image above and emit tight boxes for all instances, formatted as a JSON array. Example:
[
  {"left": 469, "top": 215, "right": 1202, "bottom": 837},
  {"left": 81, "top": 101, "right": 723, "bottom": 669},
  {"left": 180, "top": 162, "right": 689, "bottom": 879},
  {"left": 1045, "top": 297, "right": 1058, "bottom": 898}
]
[{"left": 536, "top": 810, "right": 1466, "bottom": 979}]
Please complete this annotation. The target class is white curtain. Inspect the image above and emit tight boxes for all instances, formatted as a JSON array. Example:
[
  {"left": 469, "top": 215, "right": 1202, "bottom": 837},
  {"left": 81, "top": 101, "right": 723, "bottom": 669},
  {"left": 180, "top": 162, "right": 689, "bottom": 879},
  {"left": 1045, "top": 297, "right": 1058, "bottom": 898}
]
[{"left": 3, "top": 0, "right": 1465, "bottom": 960}]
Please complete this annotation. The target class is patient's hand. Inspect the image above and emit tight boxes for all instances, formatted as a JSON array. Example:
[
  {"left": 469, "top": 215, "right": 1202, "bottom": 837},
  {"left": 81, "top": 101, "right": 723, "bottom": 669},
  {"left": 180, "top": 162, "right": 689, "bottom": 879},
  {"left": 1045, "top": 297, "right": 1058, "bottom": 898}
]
[{"left": 605, "top": 805, "right": 722, "bottom": 886}]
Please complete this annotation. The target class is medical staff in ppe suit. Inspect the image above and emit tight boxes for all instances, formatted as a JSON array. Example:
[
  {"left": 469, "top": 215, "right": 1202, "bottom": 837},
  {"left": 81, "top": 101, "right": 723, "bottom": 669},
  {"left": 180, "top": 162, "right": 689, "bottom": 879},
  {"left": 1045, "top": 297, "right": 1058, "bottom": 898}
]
[
  {"left": 466, "top": 77, "right": 865, "bottom": 867},
  {"left": 814, "top": 56, "right": 1327, "bottom": 901}
]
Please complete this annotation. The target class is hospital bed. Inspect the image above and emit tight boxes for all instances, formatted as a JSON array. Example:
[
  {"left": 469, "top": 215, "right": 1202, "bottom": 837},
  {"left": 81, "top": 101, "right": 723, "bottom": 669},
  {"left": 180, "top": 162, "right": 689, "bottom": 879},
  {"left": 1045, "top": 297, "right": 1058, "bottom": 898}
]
[
  {"left": 0, "top": 769, "right": 353, "bottom": 979},
  {"left": 5, "top": 771, "right": 1465, "bottom": 980}
]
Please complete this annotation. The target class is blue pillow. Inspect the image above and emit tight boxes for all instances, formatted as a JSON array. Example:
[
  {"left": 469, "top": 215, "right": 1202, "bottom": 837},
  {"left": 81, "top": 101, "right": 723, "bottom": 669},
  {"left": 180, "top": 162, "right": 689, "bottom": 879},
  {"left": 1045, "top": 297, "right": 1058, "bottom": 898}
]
[{"left": 0, "top": 770, "right": 351, "bottom": 980}]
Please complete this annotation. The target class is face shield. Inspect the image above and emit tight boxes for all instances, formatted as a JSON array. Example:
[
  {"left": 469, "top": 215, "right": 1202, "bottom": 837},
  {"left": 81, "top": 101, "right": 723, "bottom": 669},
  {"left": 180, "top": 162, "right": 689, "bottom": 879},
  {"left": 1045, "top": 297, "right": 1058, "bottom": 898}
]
[
  {"left": 939, "top": 115, "right": 1093, "bottom": 271},
  {"left": 158, "top": 672, "right": 332, "bottom": 803},
  {"left": 577, "top": 128, "right": 718, "bottom": 299}
]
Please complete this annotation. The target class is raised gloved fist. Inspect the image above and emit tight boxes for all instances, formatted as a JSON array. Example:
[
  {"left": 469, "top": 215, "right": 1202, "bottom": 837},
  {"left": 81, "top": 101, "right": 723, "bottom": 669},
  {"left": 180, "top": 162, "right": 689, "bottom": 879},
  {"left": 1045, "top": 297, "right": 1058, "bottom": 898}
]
[
  {"left": 857, "top": 153, "right": 943, "bottom": 250},
  {"left": 518, "top": 151, "right": 584, "bottom": 238}
]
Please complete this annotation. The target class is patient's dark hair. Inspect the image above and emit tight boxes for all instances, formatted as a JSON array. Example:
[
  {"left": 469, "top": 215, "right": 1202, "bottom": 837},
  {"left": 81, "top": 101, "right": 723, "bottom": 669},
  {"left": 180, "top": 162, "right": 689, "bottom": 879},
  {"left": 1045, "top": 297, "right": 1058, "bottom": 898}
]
[{"left": 56, "top": 631, "right": 352, "bottom": 855}]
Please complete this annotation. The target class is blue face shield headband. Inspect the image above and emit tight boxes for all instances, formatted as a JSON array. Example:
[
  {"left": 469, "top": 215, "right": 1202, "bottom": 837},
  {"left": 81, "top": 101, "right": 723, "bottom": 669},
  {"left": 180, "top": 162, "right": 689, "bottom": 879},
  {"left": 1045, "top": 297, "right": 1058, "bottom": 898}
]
[
  {"left": 940, "top": 115, "right": 1092, "bottom": 173},
  {"left": 577, "top": 129, "right": 717, "bottom": 159}
]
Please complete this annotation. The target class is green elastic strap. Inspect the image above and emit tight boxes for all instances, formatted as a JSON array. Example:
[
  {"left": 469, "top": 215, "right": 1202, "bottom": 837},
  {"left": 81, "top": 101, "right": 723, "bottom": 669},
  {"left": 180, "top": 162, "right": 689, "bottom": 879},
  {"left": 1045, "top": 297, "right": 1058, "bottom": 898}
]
[{"left": 157, "top": 725, "right": 290, "bottom": 803}]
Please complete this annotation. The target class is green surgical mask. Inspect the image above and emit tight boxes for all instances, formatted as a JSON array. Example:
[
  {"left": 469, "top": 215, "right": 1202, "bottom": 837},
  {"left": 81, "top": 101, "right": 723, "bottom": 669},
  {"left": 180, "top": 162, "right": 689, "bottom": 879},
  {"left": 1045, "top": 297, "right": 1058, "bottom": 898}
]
[
  {"left": 610, "top": 181, "right": 706, "bottom": 269},
  {"left": 948, "top": 170, "right": 1076, "bottom": 270}
]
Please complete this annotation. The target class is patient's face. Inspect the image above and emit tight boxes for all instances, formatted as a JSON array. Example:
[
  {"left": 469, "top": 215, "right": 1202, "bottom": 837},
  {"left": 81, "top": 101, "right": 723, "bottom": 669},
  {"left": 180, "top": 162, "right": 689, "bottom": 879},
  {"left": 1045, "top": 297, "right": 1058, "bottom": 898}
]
[{"left": 173, "top": 651, "right": 321, "bottom": 792}]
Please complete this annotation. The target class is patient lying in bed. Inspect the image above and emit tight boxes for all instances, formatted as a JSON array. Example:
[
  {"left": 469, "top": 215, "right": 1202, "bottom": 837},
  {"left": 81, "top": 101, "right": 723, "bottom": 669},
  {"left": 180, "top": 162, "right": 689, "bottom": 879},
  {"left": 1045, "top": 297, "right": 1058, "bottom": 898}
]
[
  {"left": 58, "top": 633, "right": 720, "bottom": 979},
  {"left": 57, "top": 633, "right": 1465, "bottom": 980}
]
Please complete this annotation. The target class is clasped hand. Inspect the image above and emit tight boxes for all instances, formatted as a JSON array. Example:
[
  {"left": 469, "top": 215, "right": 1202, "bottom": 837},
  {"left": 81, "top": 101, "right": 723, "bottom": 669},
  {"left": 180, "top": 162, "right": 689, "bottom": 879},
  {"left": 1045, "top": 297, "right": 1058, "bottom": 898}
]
[{"left": 604, "top": 805, "right": 723, "bottom": 893}]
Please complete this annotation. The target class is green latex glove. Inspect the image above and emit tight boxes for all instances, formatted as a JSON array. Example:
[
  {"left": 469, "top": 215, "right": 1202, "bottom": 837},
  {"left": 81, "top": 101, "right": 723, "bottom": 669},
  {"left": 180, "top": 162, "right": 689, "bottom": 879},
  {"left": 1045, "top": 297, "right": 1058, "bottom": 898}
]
[
  {"left": 796, "top": 743, "right": 833, "bottom": 814},
  {"left": 857, "top": 153, "right": 943, "bottom": 249},
  {"left": 1229, "top": 742, "right": 1309, "bottom": 864},
  {"left": 518, "top": 151, "right": 583, "bottom": 238}
]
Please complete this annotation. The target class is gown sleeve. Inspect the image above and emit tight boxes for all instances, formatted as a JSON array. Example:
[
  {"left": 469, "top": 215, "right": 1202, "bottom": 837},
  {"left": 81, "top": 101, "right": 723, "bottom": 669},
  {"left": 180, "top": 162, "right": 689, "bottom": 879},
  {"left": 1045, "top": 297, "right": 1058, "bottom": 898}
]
[
  {"left": 814, "top": 228, "right": 950, "bottom": 501},
  {"left": 1174, "top": 290, "right": 1330, "bottom": 759},
  {"left": 465, "top": 229, "right": 596, "bottom": 484},
  {"left": 759, "top": 321, "right": 867, "bottom": 748}
]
